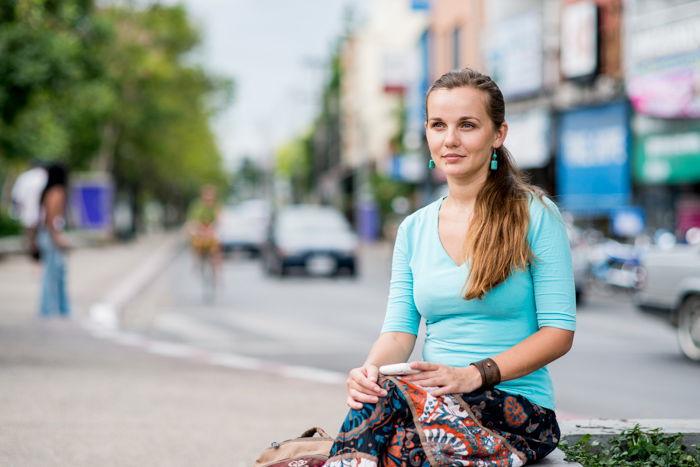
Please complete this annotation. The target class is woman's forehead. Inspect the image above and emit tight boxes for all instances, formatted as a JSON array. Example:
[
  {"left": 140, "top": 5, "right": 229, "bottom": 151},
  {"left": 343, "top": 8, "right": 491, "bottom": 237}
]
[{"left": 427, "top": 87, "right": 490, "bottom": 118}]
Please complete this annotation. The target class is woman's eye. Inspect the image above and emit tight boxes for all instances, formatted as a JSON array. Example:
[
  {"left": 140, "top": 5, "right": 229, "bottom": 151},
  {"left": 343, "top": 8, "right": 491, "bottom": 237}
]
[
  {"left": 431, "top": 122, "right": 445, "bottom": 128},
  {"left": 461, "top": 122, "right": 475, "bottom": 129}
]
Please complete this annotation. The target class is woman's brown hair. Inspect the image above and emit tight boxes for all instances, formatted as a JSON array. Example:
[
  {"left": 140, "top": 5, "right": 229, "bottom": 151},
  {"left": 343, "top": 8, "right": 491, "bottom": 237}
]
[{"left": 426, "top": 68, "right": 544, "bottom": 300}]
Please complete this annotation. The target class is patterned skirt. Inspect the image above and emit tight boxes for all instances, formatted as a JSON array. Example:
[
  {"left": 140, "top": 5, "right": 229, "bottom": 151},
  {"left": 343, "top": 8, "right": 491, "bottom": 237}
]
[{"left": 324, "top": 376, "right": 559, "bottom": 466}]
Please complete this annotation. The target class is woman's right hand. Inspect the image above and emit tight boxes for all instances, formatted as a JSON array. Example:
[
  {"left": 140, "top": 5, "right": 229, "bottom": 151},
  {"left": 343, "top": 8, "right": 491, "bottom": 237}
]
[{"left": 346, "top": 364, "right": 388, "bottom": 410}]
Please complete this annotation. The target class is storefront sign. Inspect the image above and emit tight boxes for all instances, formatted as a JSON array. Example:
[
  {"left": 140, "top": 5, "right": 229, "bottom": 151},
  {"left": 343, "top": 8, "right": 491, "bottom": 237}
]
[
  {"left": 625, "top": 4, "right": 700, "bottom": 118},
  {"left": 633, "top": 116, "right": 700, "bottom": 184},
  {"left": 561, "top": 1, "right": 599, "bottom": 79},
  {"left": 506, "top": 109, "right": 550, "bottom": 169},
  {"left": 557, "top": 102, "right": 630, "bottom": 215},
  {"left": 484, "top": 11, "right": 543, "bottom": 99},
  {"left": 382, "top": 52, "right": 412, "bottom": 95}
]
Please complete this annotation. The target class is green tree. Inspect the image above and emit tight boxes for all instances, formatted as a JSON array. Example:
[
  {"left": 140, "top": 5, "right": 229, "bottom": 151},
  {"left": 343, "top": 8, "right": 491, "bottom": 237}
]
[
  {"left": 95, "top": 4, "right": 232, "bottom": 230},
  {"left": 0, "top": 1, "right": 233, "bottom": 232},
  {"left": 0, "top": 0, "right": 113, "bottom": 166},
  {"left": 276, "top": 130, "right": 313, "bottom": 203}
]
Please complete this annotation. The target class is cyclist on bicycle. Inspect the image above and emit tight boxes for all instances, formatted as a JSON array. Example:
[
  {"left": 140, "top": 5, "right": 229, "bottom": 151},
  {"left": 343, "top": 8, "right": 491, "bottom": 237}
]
[{"left": 186, "top": 184, "right": 222, "bottom": 286}]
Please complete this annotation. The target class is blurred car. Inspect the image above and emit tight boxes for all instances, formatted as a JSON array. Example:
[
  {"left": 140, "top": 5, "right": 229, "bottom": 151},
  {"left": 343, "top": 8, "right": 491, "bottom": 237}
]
[
  {"left": 566, "top": 224, "right": 591, "bottom": 304},
  {"left": 636, "top": 243, "right": 700, "bottom": 361},
  {"left": 217, "top": 199, "right": 270, "bottom": 256},
  {"left": 587, "top": 239, "right": 644, "bottom": 291},
  {"left": 263, "top": 205, "right": 358, "bottom": 277}
]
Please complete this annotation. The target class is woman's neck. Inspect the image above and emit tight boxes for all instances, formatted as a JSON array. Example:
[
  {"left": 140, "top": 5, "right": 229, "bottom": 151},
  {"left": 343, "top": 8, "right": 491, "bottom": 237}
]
[{"left": 444, "top": 175, "right": 486, "bottom": 212}]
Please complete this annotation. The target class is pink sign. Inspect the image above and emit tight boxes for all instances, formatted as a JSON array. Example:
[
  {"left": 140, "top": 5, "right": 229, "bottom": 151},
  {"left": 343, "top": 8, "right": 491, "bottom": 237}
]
[{"left": 628, "top": 69, "right": 700, "bottom": 118}]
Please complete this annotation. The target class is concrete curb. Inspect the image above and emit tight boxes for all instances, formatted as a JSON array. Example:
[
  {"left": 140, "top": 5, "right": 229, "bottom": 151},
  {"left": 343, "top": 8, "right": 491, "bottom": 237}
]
[
  {"left": 560, "top": 418, "right": 700, "bottom": 446},
  {"left": 88, "top": 234, "right": 184, "bottom": 329}
]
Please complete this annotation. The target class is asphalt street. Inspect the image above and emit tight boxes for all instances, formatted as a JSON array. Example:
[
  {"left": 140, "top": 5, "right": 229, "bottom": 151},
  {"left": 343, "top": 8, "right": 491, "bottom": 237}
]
[{"left": 126, "top": 243, "right": 700, "bottom": 420}]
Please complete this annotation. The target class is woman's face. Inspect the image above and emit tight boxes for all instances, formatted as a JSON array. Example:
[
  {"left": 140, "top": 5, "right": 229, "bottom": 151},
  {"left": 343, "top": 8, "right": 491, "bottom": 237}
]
[{"left": 425, "top": 86, "right": 507, "bottom": 183}]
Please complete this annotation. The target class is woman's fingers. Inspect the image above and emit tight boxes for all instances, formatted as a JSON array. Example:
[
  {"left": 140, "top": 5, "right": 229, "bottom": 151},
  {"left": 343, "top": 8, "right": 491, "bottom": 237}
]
[
  {"left": 347, "top": 388, "right": 380, "bottom": 408},
  {"left": 410, "top": 361, "right": 439, "bottom": 371},
  {"left": 346, "top": 396, "right": 363, "bottom": 410},
  {"left": 350, "top": 378, "right": 386, "bottom": 397},
  {"left": 348, "top": 369, "right": 386, "bottom": 396},
  {"left": 365, "top": 364, "right": 379, "bottom": 383},
  {"left": 345, "top": 366, "right": 387, "bottom": 409}
]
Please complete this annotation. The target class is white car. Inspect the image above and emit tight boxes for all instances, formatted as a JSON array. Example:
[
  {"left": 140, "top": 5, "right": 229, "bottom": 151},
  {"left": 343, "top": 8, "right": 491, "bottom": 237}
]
[
  {"left": 636, "top": 243, "right": 700, "bottom": 361},
  {"left": 217, "top": 199, "right": 271, "bottom": 256},
  {"left": 263, "top": 205, "right": 358, "bottom": 277}
]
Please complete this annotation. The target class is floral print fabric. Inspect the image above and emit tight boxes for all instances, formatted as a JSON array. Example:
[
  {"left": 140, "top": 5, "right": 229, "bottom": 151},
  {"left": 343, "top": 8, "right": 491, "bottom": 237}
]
[{"left": 324, "top": 376, "right": 559, "bottom": 466}]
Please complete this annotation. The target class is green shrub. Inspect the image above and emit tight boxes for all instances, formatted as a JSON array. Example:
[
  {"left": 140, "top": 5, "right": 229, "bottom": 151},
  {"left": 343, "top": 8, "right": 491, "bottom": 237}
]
[
  {"left": 560, "top": 424, "right": 700, "bottom": 466},
  {"left": 0, "top": 210, "right": 22, "bottom": 237}
]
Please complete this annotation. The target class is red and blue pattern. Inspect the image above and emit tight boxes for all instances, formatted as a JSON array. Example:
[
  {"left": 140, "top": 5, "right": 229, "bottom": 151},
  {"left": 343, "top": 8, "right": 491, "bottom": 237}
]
[{"left": 324, "top": 377, "right": 559, "bottom": 466}]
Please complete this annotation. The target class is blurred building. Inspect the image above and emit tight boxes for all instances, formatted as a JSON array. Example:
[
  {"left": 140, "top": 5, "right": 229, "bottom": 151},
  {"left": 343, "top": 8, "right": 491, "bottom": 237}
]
[
  {"left": 326, "top": 0, "right": 700, "bottom": 240},
  {"left": 339, "top": 0, "right": 428, "bottom": 239},
  {"left": 625, "top": 0, "right": 700, "bottom": 239},
  {"left": 483, "top": 0, "right": 559, "bottom": 193},
  {"left": 554, "top": 0, "right": 629, "bottom": 234}
]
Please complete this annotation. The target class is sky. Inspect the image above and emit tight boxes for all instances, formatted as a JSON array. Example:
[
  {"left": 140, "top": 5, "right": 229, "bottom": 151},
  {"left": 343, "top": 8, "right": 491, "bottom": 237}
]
[{"left": 173, "top": 0, "right": 368, "bottom": 170}]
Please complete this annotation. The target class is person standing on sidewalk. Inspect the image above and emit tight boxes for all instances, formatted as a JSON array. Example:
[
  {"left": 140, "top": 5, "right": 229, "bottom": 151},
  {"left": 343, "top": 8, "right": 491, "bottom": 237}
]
[
  {"left": 326, "top": 68, "right": 576, "bottom": 465},
  {"left": 37, "top": 164, "right": 71, "bottom": 318},
  {"left": 11, "top": 160, "right": 47, "bottom": 261}
]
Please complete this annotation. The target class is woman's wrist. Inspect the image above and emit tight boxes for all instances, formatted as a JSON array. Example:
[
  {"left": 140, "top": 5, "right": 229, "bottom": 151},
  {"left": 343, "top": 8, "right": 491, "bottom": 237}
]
[
  {"left": 469, "top": 358, "right": 501, "bottom": 389},
  {"left": 460, "top": 364, "right": 484, "bottom": 393}
]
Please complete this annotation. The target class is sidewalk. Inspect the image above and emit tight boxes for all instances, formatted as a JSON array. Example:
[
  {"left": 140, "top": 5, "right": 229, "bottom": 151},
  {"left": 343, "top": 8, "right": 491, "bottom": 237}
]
[{"left": 0, "top": 233, "right": 348, "bottom": 466}]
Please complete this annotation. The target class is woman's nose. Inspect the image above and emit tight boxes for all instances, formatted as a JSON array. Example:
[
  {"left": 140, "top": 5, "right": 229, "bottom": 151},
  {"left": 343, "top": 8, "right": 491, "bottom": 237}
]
[{"left": 444, "top": 127, "right": 459, "bottom": 147}]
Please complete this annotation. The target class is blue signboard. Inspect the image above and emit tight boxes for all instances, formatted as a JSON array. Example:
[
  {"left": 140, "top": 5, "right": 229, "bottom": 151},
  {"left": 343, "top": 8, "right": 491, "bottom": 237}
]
[
  {"left": 411, "top": 0, "right": 430, "bottom": 10},
  {"left": 556, "top": 102, "right": 631, "bottom": 215},
  {"left": 71, "top": 178, "right": 113, "bottom": 230}
]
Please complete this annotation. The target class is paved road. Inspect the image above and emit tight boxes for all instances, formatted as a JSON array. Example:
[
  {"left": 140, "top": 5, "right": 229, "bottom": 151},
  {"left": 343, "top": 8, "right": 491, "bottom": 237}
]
[
  {"left": 127, "top": 244, "right": 700, "bottom": 419},
  {"left": 0, "top": 234, "right": 349, "bottom": 466}
]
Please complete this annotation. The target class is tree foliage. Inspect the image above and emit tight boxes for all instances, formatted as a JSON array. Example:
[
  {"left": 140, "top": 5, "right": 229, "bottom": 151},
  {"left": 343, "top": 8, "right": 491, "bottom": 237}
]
[
  {"left": 276, "top": 129, "right": 313, "bottom": 203},
  {"left": 0, "top": 0, "right": 233, "bottom": 225}
]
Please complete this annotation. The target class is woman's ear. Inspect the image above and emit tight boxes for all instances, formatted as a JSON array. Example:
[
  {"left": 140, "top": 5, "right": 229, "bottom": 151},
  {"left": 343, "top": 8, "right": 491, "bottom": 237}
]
[{"left": 494, "top": 122, "right": 508, "bottom": 148}]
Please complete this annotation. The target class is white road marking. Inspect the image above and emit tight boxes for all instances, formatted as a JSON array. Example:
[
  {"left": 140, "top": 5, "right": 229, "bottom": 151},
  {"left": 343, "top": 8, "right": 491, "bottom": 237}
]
[{"left": 81, "top": 323, "right": 346, "bottom": 385}]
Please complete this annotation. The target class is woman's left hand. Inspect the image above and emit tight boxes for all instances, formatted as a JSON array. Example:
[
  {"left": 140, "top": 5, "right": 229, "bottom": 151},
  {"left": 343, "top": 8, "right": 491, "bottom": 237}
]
[{"left": 403, "top": 361, "right": 483, "bottom": 397}]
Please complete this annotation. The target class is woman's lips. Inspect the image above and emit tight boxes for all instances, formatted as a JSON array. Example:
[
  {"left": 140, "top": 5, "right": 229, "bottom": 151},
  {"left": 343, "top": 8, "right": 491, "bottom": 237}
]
[{"left": 442, "top": 154, "right": 465, "bottom": 162}]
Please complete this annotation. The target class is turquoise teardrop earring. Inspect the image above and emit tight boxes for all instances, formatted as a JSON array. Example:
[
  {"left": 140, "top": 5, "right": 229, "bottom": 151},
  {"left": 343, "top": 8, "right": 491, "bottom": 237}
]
[
  {"left": 490, "top": 152, "right": 498, "bottom": 171},
  {"left": 428, "top": 159, "right": 436, "bottom": 169}
]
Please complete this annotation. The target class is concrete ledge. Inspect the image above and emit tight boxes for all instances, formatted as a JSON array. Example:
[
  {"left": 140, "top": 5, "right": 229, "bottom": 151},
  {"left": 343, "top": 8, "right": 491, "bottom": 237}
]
[
  {"left": 542, "top": 418, "right": 700, "bottom": 466},
  {"left": 560, "top": 418, "right": 700, "bottom": 446},
  {"left": 534, "top": 448, "right": 581, "bottom": 466}
]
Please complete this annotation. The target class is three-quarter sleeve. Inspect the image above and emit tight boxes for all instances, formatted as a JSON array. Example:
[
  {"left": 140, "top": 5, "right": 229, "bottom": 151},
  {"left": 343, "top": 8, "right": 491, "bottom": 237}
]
[
  {"left": 381, "top": 222, "right": 421, "bottom": 335},
  {"left": 528, "top": 197, "right": 577, "bottom": 331}
]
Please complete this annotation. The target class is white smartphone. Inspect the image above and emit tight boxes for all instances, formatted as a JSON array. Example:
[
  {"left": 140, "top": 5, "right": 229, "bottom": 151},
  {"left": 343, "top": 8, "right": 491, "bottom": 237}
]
[{"left": 379, "top": 362, "right": 422, "bottom": 376}]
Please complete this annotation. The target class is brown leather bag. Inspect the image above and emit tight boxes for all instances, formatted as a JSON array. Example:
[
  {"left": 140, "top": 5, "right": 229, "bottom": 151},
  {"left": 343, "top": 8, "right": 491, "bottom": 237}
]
[{"left": 254, "top": 427, "right": 334, "bottom": 467}]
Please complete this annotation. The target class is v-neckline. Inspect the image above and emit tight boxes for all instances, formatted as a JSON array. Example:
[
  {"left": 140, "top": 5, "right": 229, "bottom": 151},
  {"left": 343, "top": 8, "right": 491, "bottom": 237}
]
[{"left": 436, "top": 196, "right": 467, "bottom": 268}]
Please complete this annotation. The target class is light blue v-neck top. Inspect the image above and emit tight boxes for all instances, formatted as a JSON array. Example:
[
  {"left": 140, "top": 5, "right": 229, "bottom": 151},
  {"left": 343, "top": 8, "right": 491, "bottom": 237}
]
[{"left": 381, "top": 195, "right": 576, "bottom": 410}]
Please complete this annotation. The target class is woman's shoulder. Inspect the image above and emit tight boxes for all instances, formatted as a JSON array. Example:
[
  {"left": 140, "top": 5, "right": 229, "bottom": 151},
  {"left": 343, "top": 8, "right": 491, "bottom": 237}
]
[
  {"left": 525, "top": 190, "right": 567, "bottom": 239},
  {"left": 526, "top": 189, "right": 560, "bottom": 216}
]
